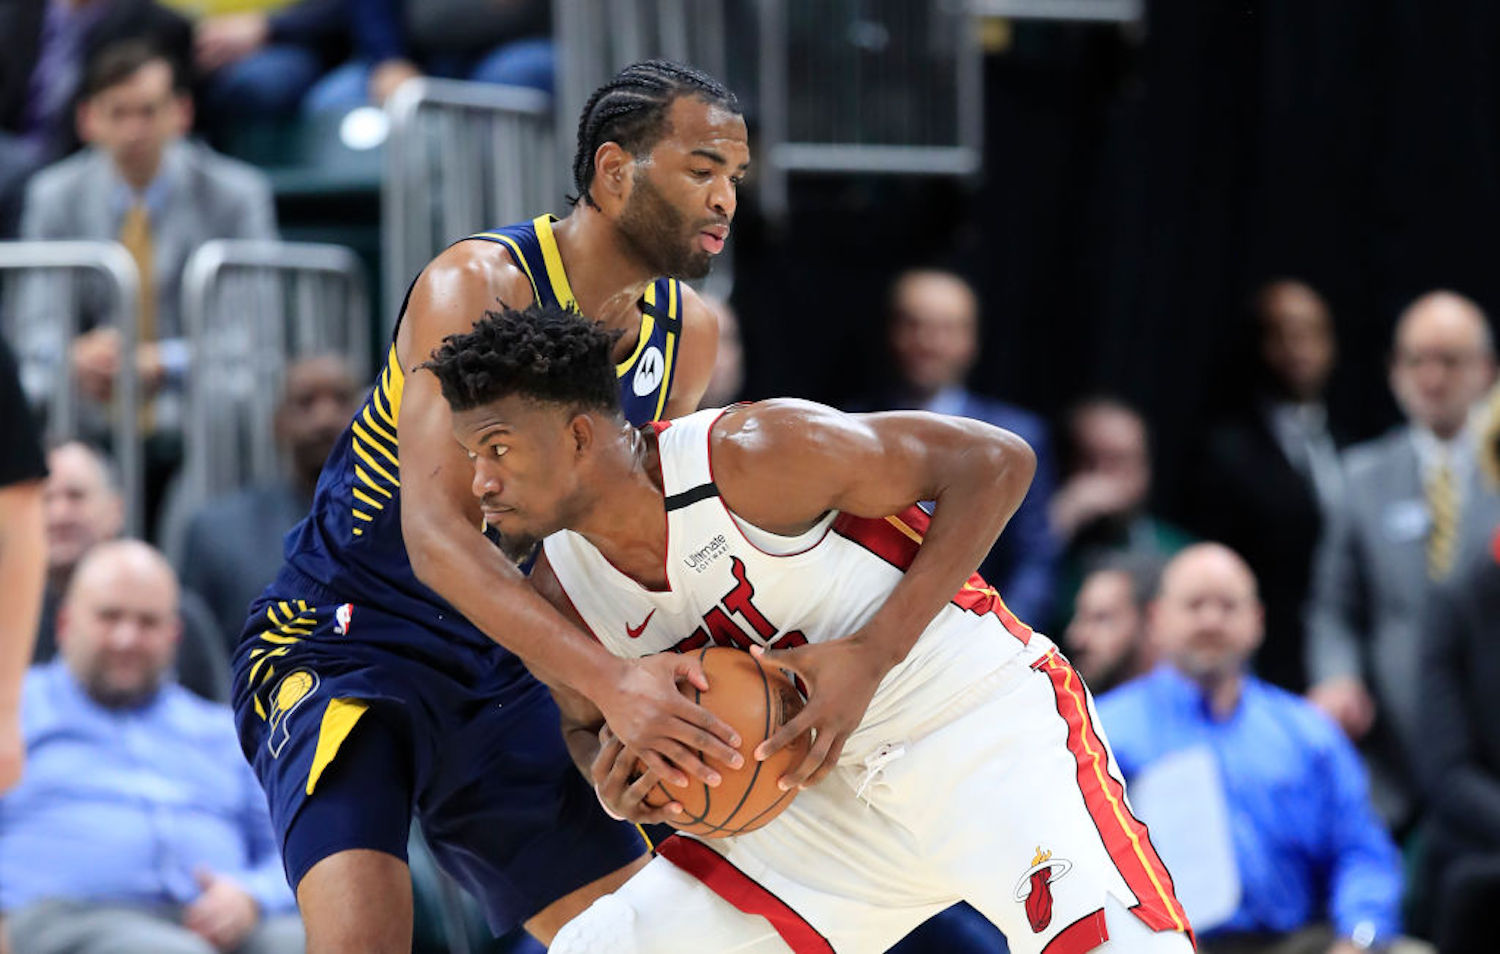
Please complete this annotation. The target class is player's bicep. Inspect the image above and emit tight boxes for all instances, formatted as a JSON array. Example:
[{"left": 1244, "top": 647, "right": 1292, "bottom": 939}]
[{"left": 715, "top": 401, "right": 1030, "bottom": 526}]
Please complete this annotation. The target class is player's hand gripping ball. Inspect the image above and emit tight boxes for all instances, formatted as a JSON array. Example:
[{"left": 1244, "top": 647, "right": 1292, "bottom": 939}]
[{"left": 639, "top": 646, "right": 811, "bottom": 837}]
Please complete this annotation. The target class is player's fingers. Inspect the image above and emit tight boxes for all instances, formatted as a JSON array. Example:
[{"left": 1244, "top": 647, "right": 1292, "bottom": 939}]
[
  {"left": 669, "top": 694, "right": 742, "bottom": 755},
  {"left": 672, "top": 654, "right": 713, "bottom": 693},
  {"left": 624, "top": 772, "right": 683, "bottom": 820},
  {"left": 802, "top": 733, "right": 848, "bottom": 788},
  {"left": 754, "top": 707, "right": 813, "bottom": 761},
  {"left": 635, "top": 749, "right": 688, "bottom": 789},
  {"left": 779, "top": 730, "right": 838, "bottom": 791},
  {"left": 640, "top": 739, "right": 726, "bottom": 789},
  {"left": 589, "top": 731, "right": 626, "bottom": 786},
  {"left": 749, "top": 643, "right": 808, "bottom": 682}
]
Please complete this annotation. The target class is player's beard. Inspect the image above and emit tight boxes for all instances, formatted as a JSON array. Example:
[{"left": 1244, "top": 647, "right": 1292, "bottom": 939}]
[{"left": 618, "top": 172, "right": 714, "bottom": 280}]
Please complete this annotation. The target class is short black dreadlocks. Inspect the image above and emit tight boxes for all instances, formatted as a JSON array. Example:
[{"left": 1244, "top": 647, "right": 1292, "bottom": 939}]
[
  {"left": 571, "top": 59, "right": 740, "bottom": 209},
  {"left": 422, "top": 303, "right": 623, "bottom": 415}
]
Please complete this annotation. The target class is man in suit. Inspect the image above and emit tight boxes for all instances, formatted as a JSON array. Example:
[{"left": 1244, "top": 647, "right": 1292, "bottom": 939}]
[
  {"left": 14, "top": 38, "right": 275, "bottom": 526},
  {"left": 1418, "top": 518, "right": 1500, "bottom": 954},
  {"left": 1192, "top": 279, "right": 1346, "bottom": 691},
  {"left": 1306, "top": 289, "right": 1498, "bottom": 829},
  {"left": 0, "top": 0, "right": 191, "bottom": 235},
  {"left": 176, "top": 354, "right": 360, "bottom": 643},
  {"left": 854, "top": 267, "right": 1059, "bottom": 627}
]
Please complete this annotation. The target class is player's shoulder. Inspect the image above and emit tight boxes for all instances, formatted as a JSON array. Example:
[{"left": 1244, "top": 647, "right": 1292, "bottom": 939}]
[
  {"left": 401, "top": 239, "right": 538, "bottom": 343},
  {"left": 710, "top": 399, "right": 851, "bottom": 454}
]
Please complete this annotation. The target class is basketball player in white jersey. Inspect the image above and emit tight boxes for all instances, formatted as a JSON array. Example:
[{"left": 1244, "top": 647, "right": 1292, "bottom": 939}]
[{"left": 423, "top": 305, "right": 1195, "bottom": 954}]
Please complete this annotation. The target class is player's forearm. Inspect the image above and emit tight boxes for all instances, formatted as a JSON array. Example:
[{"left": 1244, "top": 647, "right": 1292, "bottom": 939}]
[
  {"left": 859, "top": 429, "right": 1036, "bottom": 669},
  {"left": 0, "top": 485, "right": 44, "bottom": 714},
  {"left": 404, "top": 516, "right": 622, "bottom": 696}
]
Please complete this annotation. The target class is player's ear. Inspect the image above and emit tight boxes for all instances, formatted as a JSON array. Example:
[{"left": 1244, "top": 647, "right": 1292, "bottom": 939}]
[
  {"left": 568, "top": 413, "right": 595, "bottom": 457},
  {"left": 592, "top": 141, "right": 634, "bottom": 213}
]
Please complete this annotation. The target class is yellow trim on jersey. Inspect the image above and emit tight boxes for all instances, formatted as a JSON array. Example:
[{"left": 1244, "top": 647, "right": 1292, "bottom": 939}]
[
  {"left": 353, "top": 487, "right": 385, "bottom": 512},
  {"left": 352, "top": 440, "right": 400, "bottom": 488},
  {"left": 306, "top": 698, "right": 370, "bottom": 796},
  {"left": 534, "top": 215, "right": 578, "bottom": 309},
  {"left": 477, "top": 231, "right": 541, "bottom": 304},
  {"left": 885, "top": 515, "right": 925, "bottom": 545},
  {"left": 354, "top": 466, "right": 393, "bottom": 498},
  {"left": 384, "top": 345, "right": 405, "bottom": 418},
  {"left": 617, "top": 282, "right": 657, "bottom": 378},
  {"left": 352, "top": 421, "right": 398, "bottom": 468},
  {"left": 653, "top": 325, "right": 677, "bottom": 420},
  {"left": 371, "top": 382, "right": 398, "bottom": 430},
  {"left": 1050, "top": 656, "right": 1188, "bottom": 932},
  {"left": 360, "top": 405, "right": 397, "bottom": 447}
]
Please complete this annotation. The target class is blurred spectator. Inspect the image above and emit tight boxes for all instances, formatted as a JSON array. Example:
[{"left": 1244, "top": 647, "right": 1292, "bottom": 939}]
[
  {"left": 1064, "top": 554, "right": 1161, "bottom": 694},
  {"left": 15, "top": 40, "right": 276, "bottom": 526},
  {"left": 699, "top": 293, "right": 744, "bottom": 408},
  {"left": 303, "top": 0, "right": 552, "bottom": 112},
  {"left": 1099, "top": 543, "right": 1414, "bottom": 954},
  {"left": 853, "top": 268, "right": 1059, "bottom": 626},
  {"left": 1416, "top": 519, "right": 1500, "bottom": 954},
  {"left": 0, "top": 338, "right": 47, "bottom": 796},
  {"left": 37, "top": 440, "right": 229, "bottom": 700},
  {"left": 1306, "top": 290, "right": 1498, "bottom": 829},
  {"left": 1051, "top": 397, "right": 1192, "bottom": 628},
  {"left": 0, "top": 539, "right": 304, "bottom": 954},
  {"left": 177, "top": 354, "right": 359, "bottom": 642},
  {"left": 194, "top": 0, "right": 347, "bottom": 122},
  {"left": 0, "top": 0, "right": 191, "bottom": 236},
  {"left": 1191, "top": 279, "right": 1347, "bottom": 692}
]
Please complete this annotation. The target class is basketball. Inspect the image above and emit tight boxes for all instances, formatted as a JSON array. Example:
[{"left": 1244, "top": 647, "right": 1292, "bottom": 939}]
[{"left": 639, "top": 646, "right": 811, "bottom": 838}]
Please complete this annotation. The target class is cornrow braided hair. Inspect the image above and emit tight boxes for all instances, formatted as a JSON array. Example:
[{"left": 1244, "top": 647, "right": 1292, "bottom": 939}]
[
  {"left": 421, "top": 303, "right": 624, "bottom": 415},
  {"left": 571, "top": 59, "right": 740, "bottom": 209}
]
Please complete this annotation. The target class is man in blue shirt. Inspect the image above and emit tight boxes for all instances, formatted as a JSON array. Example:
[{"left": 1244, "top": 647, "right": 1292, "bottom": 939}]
[
  {"left": 1097, "top": 543, "right": 1406, "bottom": 954},
  {"left": 0, "top": 539, "right": 303, "bottom": 954}
]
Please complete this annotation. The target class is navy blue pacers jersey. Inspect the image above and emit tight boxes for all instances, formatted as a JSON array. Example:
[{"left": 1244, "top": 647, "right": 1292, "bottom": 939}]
[{"left": 264, "top": 214, "right": 686, "bottom": 656}]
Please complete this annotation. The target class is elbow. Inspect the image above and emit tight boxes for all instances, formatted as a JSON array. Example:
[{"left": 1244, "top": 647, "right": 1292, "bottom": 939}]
[{"left": 992, "top": 429, "right": 1037, "bottom": 499}]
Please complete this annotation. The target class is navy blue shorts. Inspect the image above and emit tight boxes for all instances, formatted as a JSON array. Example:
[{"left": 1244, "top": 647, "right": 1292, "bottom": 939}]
[{"left": 230, "top": 593, "right": 646, "bottom": 931}]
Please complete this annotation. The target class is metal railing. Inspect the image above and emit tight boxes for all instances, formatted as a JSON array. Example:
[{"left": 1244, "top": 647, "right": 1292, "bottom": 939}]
[
  {"left": 178, "top": 240, "right": 370, "bottom": 511},
  {"left": 382, "top": 78, "right": 556, "bottom": 339},
  {"left": 970, "top": 0, "right": 1144, "bottom": 23},
  {"left": 756, "top": 0, "right": 984, "bottom": 217},
  {"left": 0, "top": 240, "right": 145, "bottom": 535}
]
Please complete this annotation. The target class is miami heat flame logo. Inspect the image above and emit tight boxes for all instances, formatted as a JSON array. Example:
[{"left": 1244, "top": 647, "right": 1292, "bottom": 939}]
[{"left": 1013, "top": 847, "right": 1073, "bottom": 933}]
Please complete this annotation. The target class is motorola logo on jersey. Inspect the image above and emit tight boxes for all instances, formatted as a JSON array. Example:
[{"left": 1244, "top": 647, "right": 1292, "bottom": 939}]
[{"left": 632, "top": 345, "right": 665, "bottom": 396}]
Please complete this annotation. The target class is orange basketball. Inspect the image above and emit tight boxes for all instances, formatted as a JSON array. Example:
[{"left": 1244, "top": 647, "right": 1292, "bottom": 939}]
[{"left": 639, "top": 646, "right": 810, "bottom": 838}]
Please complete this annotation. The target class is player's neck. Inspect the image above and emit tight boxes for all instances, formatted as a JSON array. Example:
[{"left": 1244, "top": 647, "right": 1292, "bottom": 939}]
[
  {"left": 572, "top": 427, "right": 669, "bottom": 589},
  {"left": 552, "top": 207, "right": 657, "bottom": 330}
]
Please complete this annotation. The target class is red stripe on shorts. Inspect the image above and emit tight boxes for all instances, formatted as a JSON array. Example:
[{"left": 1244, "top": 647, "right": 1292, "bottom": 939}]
[
  {"left": 656, "top": 836, "right": 835, "bottom": 954},
  {"left": 1042, "top": 908, "right": 1108, "bottom": 954},
  {"left": 1034, "top": 651, "right": 1195, "bottom": 945}
]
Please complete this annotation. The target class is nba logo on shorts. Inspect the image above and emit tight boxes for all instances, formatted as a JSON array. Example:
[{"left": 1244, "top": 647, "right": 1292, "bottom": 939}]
[
  {"left": 267, "top": 669, "right": 320, "bottom": 758},
  {"left": 1013, "top": 847, "right": 1072, "bottom": 933},
  {"left": 633, "top": 346, "right": 665, "bottom": 396},
  {"left": 334, "top": 603, "right": 354, "bottom": 635}
]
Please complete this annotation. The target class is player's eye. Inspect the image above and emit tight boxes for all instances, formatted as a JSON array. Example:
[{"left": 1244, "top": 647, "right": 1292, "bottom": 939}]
[
  {"left": 692, "top": 169, "right": 712, "bottom": 179},
  {"left": 491, "top": 445, "right": 508, "bottom": 458},
  {"left": 730, "top": 175, "right": 744, "bottom": 187}
]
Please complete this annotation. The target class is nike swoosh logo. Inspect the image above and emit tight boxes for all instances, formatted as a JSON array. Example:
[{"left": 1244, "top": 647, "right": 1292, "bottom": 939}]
[{"left": 626, "top": 609, "right": 655, "bottom": 639}]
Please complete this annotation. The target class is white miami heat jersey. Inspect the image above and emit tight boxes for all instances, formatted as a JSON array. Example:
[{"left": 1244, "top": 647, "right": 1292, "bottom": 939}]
[{"left": 541, "top": 407, "right": 1056, "bottom": 760}]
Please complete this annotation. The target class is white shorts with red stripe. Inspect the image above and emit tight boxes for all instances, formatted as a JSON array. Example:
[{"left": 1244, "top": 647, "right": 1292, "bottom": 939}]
[{"left": 552, "top": 644, "right": 1195, "bottom": 954}]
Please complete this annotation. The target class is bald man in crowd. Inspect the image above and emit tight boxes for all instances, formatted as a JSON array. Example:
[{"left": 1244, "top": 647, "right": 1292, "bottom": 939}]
[
  {"left": 1099, "top": 544, "right": 1412, "bottom": 954},
  {"left": 0, "top": 541, "right": 303, "bottom": 954},
  {"left": 1306, "top": 290, "right": 1500, "bottom": 830},
  {"left": 34, "top": 442, "right": 228, "bottom": 699}
]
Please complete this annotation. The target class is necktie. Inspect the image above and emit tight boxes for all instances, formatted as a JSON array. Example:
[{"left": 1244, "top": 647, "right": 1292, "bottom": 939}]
[
  {"left": 118, "top": 202, "right": 155, "bottom": 346},
  {"left": 1426, "top": 454, "right": 1457, "bottom": 580},
  {"left": 118, "top": 202, "right": 156, "bottom": 430}
]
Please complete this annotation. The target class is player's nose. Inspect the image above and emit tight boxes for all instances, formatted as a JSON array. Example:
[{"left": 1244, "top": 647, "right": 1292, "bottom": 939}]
[{"left": 471, "top": 462, "right": 502, "bottom": 499}]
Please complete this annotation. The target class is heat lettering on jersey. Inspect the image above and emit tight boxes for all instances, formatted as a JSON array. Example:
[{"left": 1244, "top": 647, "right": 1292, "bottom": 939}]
[{"left": 670, "top": 556, "right": 809, "bottom": 655}]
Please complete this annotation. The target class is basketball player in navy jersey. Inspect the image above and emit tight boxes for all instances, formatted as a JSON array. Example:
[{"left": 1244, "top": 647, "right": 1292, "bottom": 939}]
[{"left": 230, "top": 60, "right": 986, "bottom": 954}]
